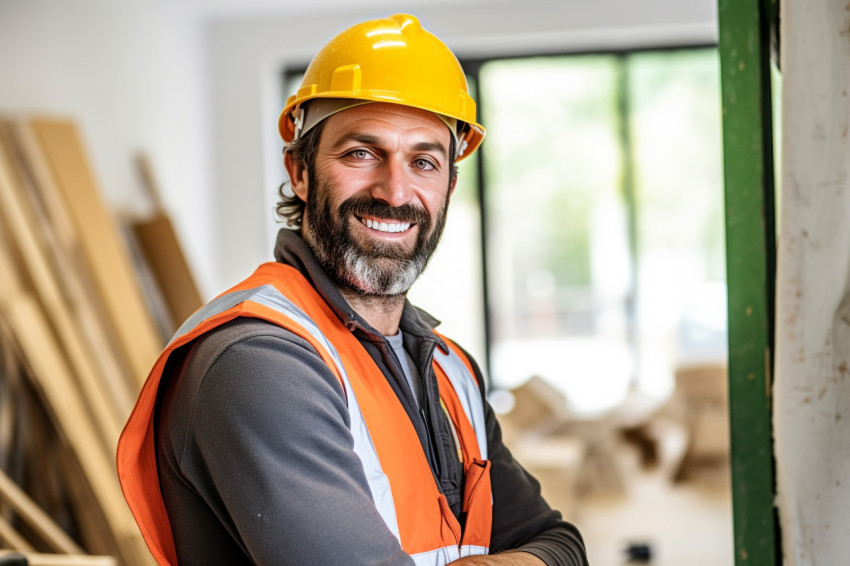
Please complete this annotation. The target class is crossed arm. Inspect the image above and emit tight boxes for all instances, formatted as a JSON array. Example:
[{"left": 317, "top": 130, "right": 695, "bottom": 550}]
[
  {"left": 158, "top": 321, "right": 586, "bottom": 565},
  {"left": 451, "top": 552, "right": 545, "bottom": 565}
]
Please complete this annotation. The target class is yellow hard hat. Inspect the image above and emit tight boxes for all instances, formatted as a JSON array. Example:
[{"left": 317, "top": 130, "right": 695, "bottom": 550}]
[{"left": 278, "top": 14, "right": 485, "bottom": 161}]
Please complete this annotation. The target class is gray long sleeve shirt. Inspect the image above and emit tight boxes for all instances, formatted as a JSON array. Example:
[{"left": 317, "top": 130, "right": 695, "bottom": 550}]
[{"left": 154, "top": 228, "right": 587, "bottom": 565}]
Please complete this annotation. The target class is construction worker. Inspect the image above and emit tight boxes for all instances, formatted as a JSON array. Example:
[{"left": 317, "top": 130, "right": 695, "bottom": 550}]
[{"left": 118, "top": 14, "right": 588, "bottom": 566}]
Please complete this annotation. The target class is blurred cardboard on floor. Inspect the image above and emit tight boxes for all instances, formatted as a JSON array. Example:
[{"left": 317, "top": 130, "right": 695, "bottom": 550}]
[
  {"left": 668, "top": 362, "right": 730, "bottom": 483},
  {"left": 494, "top": 363, "right": 730, "bottom": 516}
]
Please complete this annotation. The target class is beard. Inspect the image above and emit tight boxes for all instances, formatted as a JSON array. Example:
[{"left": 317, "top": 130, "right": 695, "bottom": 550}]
[{"left": 301, "top": 170, "right": 449, "bottom": 297}]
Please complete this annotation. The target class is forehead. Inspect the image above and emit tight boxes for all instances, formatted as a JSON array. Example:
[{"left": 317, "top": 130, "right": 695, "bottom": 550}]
[{"left": 321, "top": 102, "right": 451, "bottom": 145}]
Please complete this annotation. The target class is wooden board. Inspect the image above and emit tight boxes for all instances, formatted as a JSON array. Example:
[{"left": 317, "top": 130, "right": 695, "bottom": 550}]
[
  {"left": 0, "top": 191, "right": 152, "bottom": 566},
  {"left": 53, "top": 437, "right": 120, "bottom": 559},
  {"left": 0, "top": 296, "right": 21, "bottom": 472},
  {"left": 0, "top": 551, "right": 116, "bottom": 566},
  {"left": 0, "top": 131, "right": 123, "bottom": 453},
  {"left": 1, "top": 120, "right": 135, "bottom": 417},
  {"left": 27, "top": 119, "right": 162, "bottom": 390},
  {"left": 0, "top": 513, "right": 36, "bottom": 552},
  {"left": 0, "top": 292, "right": 154, "bottom": 566},
  {"left": 131, "top": 154, "right": 203, "bottom": 334},
  {"left": 131, "top": 215, "right": 202, "bottom": 333},
  {"left": 0, "top": 468, "right": 83, "bottom": 554}
]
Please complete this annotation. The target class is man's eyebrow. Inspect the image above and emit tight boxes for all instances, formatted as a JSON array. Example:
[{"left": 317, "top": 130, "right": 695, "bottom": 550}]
[
  {"left": 332, "top": 132, "right": 383, "bottom": 149},
  {"left": 412, "top": 141, "right": 449, "bottom": 160},
  {"left": 332, "top": 132, "right": 449, "bottom": 160}
]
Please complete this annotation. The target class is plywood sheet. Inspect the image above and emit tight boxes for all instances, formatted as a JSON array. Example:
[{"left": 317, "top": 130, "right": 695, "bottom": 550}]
[
  {"left": 131, "top": 154, "right": 202, "bottom": 334},
  {"left": 0, "top": 293, "right": 154, "bottom": 566},
  {"left": 132, "top": 215, "right": 202, "bottom": 333},
  {"left": 2, "top": 120, "right": 135, "bottom": 417},
  {"left": 28, "top": 119, "right": 162, "bottom": 390},
  {"left": 0, "top": 130, "right": 123, "bottom": 451}
]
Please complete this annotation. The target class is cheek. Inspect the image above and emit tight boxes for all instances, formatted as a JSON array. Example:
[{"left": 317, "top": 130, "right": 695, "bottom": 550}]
[
  {"left": 419, "top": 180, "right": 452, "bottom": 215},
  {"left": 317, "top": 164, "right": 369, "bottom": 199},
  {"left": 308, "top": 167, "right": 360, "bottom": 212}
]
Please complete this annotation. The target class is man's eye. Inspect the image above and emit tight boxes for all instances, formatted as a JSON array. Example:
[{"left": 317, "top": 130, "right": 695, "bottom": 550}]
[
  {"left": 413, "top": 158, "right": 435, "bottom": 171},
  {"left": 349, "top": 149, "right": 373, "bottom": 160}
]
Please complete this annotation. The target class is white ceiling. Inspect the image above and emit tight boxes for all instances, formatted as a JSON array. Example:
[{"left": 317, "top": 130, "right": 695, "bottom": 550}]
[{"left": 149, "top": 0, "right": 495, "bottom": 18}]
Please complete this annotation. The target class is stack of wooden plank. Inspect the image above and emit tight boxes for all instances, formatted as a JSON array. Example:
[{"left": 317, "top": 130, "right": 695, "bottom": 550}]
[{"left": 0, "top": 117, "right": 202, "bottom": 566}]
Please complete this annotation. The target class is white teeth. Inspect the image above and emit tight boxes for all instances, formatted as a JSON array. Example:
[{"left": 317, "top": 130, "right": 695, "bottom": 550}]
[{"left": 363, "top": 218, "right": 411, "bottom": 233}]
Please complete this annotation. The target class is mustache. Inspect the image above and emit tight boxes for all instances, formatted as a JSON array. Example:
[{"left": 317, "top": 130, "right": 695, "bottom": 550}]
[{"left": 339, "top": 196, "right": 431, "bottom": 228}]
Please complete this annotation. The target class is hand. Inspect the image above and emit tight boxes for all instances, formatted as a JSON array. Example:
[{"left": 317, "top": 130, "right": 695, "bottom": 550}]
[{"left": 449, "top": 551, "right": 546, "bottom": 565}]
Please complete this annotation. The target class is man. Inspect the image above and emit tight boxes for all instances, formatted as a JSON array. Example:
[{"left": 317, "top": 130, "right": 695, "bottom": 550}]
[{"left": 117, "top": 14, "right": 588, "bottom": 566}]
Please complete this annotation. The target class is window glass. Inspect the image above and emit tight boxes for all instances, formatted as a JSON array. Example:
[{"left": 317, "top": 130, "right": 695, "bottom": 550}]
[
  {"left": 481, "top": 56, "right": 633, "bottom": 413},
  {"left": 480, "top": 49, "right": 726, "bottom": 413},
  {"left": 629, "top": 49, "right": 727, "bottom": 398},
  {"left": 282, "top": 49, "right": 727, "bottom": 413}
]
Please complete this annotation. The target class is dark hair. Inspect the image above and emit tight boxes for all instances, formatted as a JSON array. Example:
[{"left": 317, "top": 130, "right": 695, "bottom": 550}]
[
  {"left": 275, "top": 118, "right": 460, "bottom": 228},
  {"left": 276, "top": 120, "right": 327, "bottom": 229}
]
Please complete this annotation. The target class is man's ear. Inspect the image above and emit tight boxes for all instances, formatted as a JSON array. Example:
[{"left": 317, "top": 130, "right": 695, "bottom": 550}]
[{"left": 284, "top": 152, "right": 309, "bottom": 201}]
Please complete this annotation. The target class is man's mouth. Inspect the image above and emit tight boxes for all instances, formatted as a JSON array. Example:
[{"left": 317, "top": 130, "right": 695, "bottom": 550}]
[{"left": 358, "top": 216, "right": 413, "bottom": 234}]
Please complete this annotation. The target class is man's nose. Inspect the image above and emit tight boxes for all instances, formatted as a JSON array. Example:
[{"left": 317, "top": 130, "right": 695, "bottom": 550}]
[{"left": 370, "top": 157, "right": 412, "bottom": 207}]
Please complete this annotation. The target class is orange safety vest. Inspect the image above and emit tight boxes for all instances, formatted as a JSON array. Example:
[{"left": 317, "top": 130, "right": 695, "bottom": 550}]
[{"left": 117, "top": 262, "right": 492, "bottom": 565}]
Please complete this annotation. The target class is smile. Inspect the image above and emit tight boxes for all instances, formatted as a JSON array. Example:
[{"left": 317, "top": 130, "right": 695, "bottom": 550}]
[{"left": 359, "top": 217, "right": 413, "bottom": 234}]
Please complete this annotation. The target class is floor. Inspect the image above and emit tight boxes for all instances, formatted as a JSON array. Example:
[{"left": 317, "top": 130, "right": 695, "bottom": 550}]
[
  {"left": 570, "top": 454, "right": 734, "bottom": 566},
  {"left": 501, "top": 378, "right": 735, "bottom": 566}
]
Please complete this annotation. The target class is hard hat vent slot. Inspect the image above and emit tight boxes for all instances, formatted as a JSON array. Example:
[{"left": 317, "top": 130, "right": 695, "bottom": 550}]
[
  {"left": 330, "top": 65, "right": 362, "bottom": 94},
  {"left": 296, "top": 84, "right": 317, "bottom": 100},
  {"left": 456, "top": 93, "right": 473, "bottom": 119}
]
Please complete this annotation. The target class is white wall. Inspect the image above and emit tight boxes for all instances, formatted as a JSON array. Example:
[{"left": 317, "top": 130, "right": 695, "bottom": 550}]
[
  {"left": 0, "top": 0, "right": 717, "bottom": 299},
  {"left": 0, "top": 0, "right": 215, "bottom": 296},
  {"left": 206, "top": 0, "right": 718, "bottom": 292}
]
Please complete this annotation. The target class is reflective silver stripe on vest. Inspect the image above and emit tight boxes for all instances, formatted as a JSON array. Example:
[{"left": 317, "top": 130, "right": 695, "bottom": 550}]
[
  {"left": 411, "top": 544, "right": 488, "bottom": 565},
  {"left": 433, "top": 347, "right": 488, "bottom": 461},
  {"left": 168, "top": 283, "right": 487, "bottom": 560},
  {"left": 168, "top": 284, "right": 400, "bottom": 539},
  {"left": 169, "top": 287, "right": 260, "bottom": 348}
]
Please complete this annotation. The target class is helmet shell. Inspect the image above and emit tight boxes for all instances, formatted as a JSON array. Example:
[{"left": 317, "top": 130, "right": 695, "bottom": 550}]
[{"left": 278, "top": 14, "right": 485, "bottom": 161}]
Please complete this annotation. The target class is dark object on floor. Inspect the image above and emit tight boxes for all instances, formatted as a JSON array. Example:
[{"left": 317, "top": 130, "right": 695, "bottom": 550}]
[
  {"left": 0, "top": 551, "right": 27, "bottom": 566},
  {"left": 625, "top": 542, "right": 653, "bottom": 563}
]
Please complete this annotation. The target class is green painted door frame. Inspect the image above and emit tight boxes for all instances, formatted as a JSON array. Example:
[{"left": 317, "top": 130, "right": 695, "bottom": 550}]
[{"left": 718, "top": 0, "right": 781, "bottom": 563}]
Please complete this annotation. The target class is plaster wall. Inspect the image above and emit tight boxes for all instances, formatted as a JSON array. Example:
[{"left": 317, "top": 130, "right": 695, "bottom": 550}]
[{"left": 774, "top": 0, "right": 850, "bottom": 563}]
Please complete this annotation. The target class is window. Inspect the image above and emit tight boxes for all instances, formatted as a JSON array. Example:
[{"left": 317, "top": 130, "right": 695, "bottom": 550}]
[
  {"left": 280, "top": 47, "right": 726, "bottom": 414},
  {"left": 477, "top": 48, "right": 725, "bottom": 413}
]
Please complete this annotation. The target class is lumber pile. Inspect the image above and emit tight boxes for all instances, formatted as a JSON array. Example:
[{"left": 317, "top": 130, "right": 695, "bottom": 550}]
[{"left": 0, "top": 116, "right": 202, "bottom": 565}]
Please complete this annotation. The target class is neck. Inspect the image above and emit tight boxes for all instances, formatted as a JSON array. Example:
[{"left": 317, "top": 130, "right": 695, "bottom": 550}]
[{"left": 339, "top": 287, "right": 406, "bottom": 336}]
